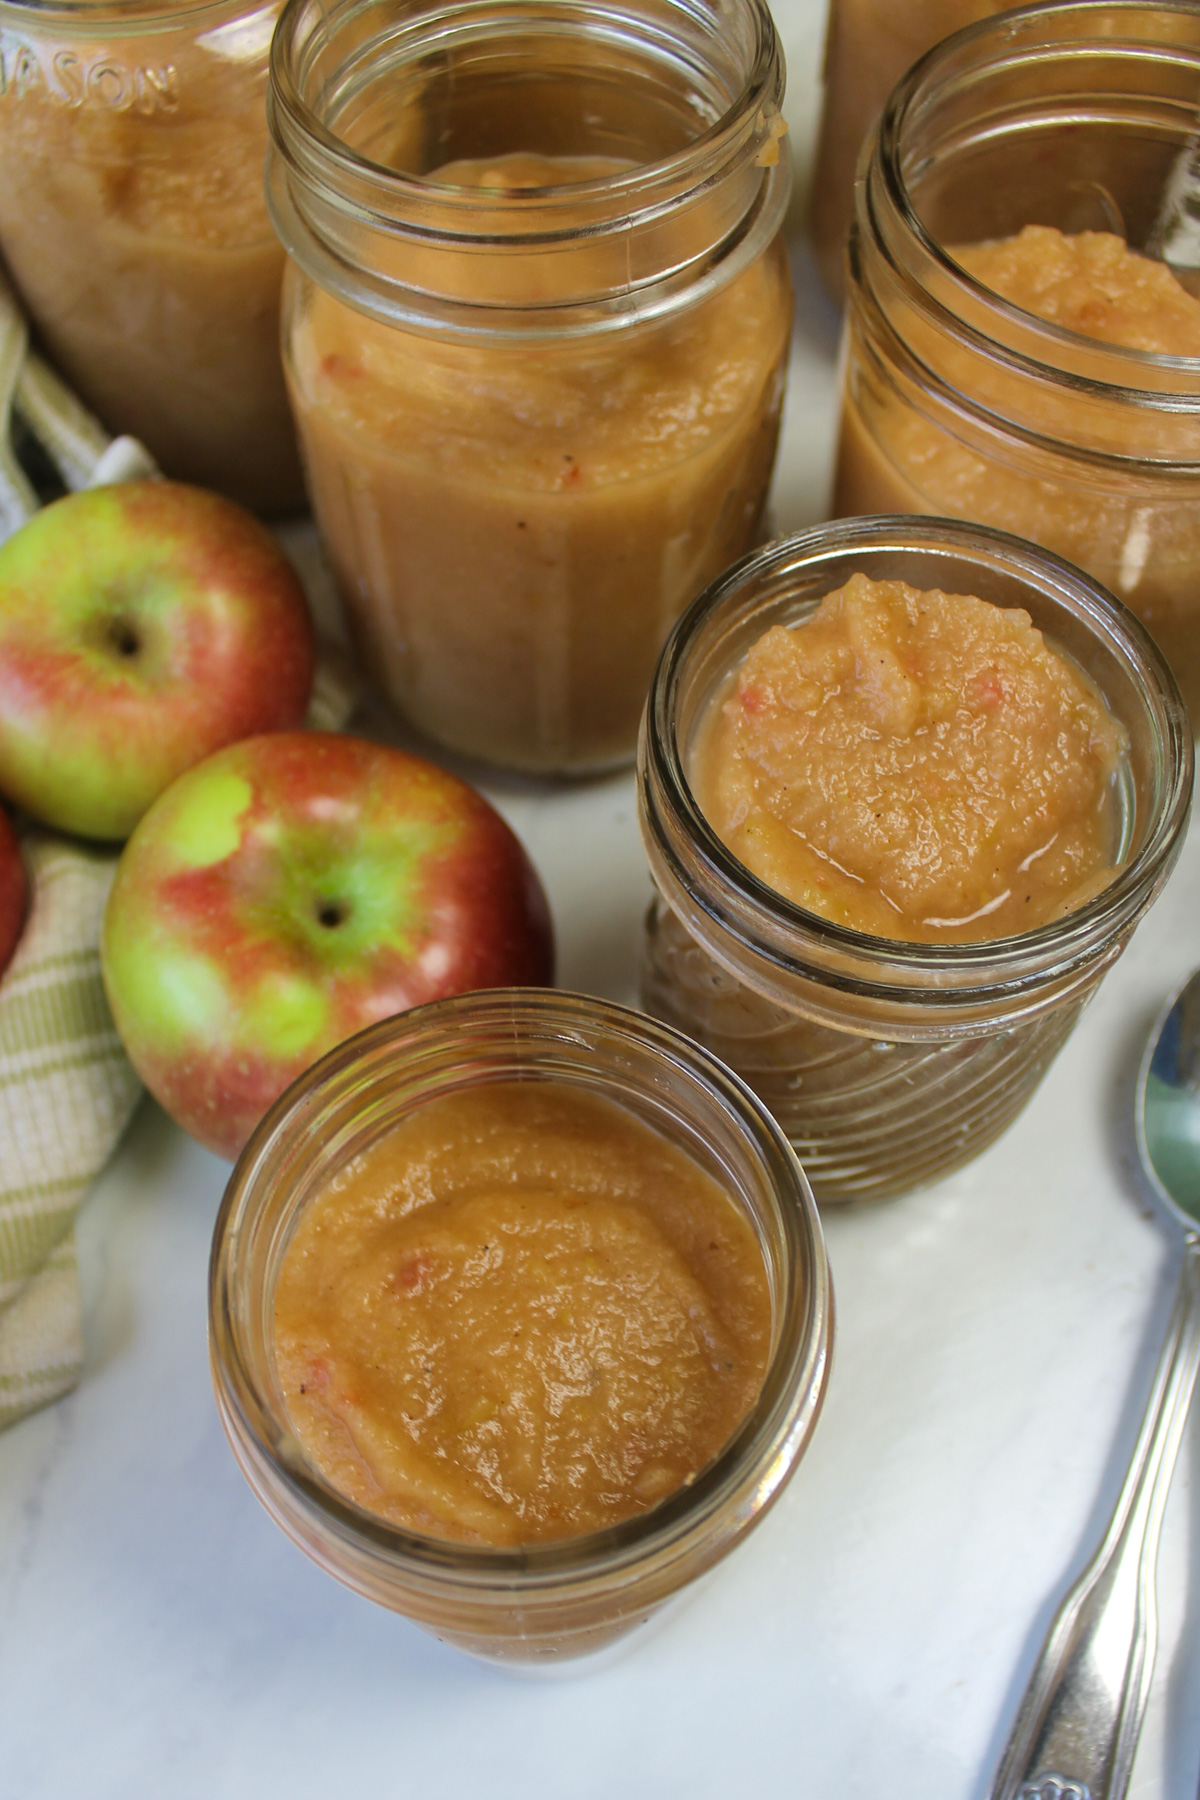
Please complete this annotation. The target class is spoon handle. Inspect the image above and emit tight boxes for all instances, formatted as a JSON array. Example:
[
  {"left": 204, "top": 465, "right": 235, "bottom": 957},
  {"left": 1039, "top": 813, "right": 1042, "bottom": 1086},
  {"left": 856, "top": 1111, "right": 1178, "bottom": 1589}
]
[{"left": 988, "top": 1233, "right": 1200, "bottom": 1800}]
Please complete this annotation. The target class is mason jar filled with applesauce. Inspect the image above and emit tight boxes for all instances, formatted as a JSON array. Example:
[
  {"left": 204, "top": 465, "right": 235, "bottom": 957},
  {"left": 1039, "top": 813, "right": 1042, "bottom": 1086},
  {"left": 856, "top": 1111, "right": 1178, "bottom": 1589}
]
[
  {"left": 638, "top": 518, "right": 1192, "bottom": 1206},
  {"left": 0, "top": 0, "right": 304, "bottom": 514},
  {"left": 833, "top": 1, "right": 1200, "bottom": 726},
  {"left": 210, "top": 990, "right": 832, "bottom": 1663},
  {"left": 808, "top": 0, "right": 1013, "bottom": 300},
  {"left": 266, "top": 0, "right": 793, "bottom": 775}
]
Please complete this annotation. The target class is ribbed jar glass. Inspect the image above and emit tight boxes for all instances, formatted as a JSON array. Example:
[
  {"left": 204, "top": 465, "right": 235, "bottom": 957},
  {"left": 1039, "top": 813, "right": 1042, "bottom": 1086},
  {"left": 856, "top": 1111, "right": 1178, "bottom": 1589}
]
[
  {"left": 832, "top": 1, "right": 1200, "bottom": 725},
  {"left": 0, "top": 0, "right": 303, "bottom": 512},
  {"left": 209, "top": 990, "right": 832, "bottom": 1665},
  {"left": 267, "top": 0, "right": 793, "bottom": 775},
  {"left": 638, "top": 517, "right": 1193, "bottom": 1205}
]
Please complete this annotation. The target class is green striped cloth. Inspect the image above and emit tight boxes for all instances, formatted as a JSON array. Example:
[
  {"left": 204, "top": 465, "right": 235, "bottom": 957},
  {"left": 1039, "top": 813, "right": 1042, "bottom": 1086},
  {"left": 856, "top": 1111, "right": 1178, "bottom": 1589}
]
[{"left": 0, "top": 833, "right": 142, "bottom": 1427}]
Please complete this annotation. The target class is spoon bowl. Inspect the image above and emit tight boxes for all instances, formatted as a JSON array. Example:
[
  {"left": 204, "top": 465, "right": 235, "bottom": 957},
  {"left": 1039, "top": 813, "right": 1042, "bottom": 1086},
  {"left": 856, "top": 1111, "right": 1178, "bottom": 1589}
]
[{"left": 1138, "top": 971, "right": 1200, "bottom": 1226}]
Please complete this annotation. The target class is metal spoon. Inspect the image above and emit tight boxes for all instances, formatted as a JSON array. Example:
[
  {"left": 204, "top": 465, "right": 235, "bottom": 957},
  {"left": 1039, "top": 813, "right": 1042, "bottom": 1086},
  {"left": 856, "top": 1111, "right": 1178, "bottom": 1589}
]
[{"left": 988, "top": 969, "right": 1200, "bottom": 1800}]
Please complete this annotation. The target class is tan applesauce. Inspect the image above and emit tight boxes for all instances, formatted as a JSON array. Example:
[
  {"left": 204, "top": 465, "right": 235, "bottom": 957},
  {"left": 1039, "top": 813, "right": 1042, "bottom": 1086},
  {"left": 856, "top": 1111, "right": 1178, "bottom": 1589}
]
[
  {"left": 273, "top": 1081, "right": 771, "bottom": 1545},
  {"left": 286, "top": 150, "right": 792, "bottom": 773},
  {"left": 692, "top": 572, "right": 1127, "bottom": 943},
  {"left": 835, "top": 226, "right": 1200, "bottom": 720},
  {"left": 0, "top": 6, "right": 303, "bottom": 513},
  {"left": 809, "top": 0, "right": 1011, "bottom": 299}
]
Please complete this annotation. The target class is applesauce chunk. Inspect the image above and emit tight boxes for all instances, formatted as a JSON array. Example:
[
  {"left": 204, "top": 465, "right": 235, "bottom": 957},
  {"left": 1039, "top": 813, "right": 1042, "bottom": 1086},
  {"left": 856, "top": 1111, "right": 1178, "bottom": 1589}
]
[
  {"left": 693, "top": 573, "right": 1127, "bottom": 942},
  {"left": 273, "top": 1083, "right": 770, "bottom": 1545}
]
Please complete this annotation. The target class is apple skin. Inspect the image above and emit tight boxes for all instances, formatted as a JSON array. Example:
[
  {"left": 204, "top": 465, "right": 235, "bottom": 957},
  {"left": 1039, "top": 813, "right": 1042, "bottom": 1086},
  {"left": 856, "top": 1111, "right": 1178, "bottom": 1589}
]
[
  {"left": 0, "top": 481, "right": 314, "bottom": 841},
  {"left": 0, "top": 807, "right": 26, "bottom": 977},
  {"left": 101, "top": 732, "right": 555, "bottom": 1158}
]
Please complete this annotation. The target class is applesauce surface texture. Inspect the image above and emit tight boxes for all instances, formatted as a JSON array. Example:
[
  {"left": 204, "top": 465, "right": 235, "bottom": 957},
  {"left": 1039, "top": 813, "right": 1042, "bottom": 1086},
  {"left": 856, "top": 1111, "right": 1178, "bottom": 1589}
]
[
  {"left": 693, "top": 574, "right": 1127, "bottom": 942},
  {"left": 955, "top": 227, "right": 1200, "bottom": 356},
  {"left": 274, "top": 1083, "right": 770, "bottom": 1546}
]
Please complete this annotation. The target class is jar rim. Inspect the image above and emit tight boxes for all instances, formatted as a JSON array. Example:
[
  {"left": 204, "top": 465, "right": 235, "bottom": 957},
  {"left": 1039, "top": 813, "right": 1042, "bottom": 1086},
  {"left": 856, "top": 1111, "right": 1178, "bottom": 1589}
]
[
  {"left": 266, "top": 0, "right": 789, "bottom": 336},
  {"left": 209, "top": 988, "right": 832, "bottom": 1591},
  {"left": 865, "top": 0, "right": 1200, "bottom": 404},
  {"left": 0, "top": 0, "right": 269, "bottom": 27},
  {"left": 640, "top": 516, "right": 1193, "bottom": 1007}
]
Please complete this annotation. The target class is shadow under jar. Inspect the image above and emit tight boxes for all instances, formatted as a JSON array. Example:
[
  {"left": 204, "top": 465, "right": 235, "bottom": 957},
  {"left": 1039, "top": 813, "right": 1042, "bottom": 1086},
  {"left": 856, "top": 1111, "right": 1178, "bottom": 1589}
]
[
  {"left": 638, "top": 517, "right": 1193, "bottom": 1207},
  {"left": 833, "top": 0, "right": 1200, "bottom": 727},
  {"left": 209, "top": 990, "right": 832, "bottom": 1665},
  {"left": 266, "top": 0, "right": 793, "bottom": 775},
  {"left": 0, "top": 0, "right": 304, "bottom": 514}
]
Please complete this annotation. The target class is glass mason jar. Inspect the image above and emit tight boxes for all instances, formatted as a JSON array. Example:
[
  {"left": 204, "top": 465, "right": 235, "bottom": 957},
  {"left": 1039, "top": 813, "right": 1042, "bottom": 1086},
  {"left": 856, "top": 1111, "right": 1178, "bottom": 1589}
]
[
  {"left": 833, "top": 1, "right": 1200, "bottom": 727},
  {"left": 266, "top": 0, "right": 793, "bottom": 776},
  {"left": 209, "top": 989, "right": 832, "bottom": 1665},
  {"left": 0, "top": 0, "right": 304, "bottom": 514},
  {"left": 808, "top": 0, "right": 1013, "bottom": 302},
  {"left": 638, "top": 518, "right": 1193, "bottom": 1206}
]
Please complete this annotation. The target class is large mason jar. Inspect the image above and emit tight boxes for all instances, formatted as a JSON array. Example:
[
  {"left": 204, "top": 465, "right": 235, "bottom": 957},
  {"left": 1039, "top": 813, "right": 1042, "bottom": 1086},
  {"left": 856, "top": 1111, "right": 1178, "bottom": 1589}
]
[
  {"left": 638, "top": 518, "right": 1192, "bottom": 1206},
  {"left": 807, "top": 0, "right": 1013, "bottom": 302},
  {"left": 832, "top": 1, "right": 1200, "bottom": 726},
  {"left": 267, "top": 0, "right": 794, "bottom": 775},
  {"left": 0, "top": 0, "right": 304, "bottom": 513}
]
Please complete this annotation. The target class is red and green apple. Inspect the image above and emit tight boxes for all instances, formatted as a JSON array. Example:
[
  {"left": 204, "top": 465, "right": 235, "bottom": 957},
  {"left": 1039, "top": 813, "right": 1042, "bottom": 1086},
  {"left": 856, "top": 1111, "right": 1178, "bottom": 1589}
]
[
  {"left": 101, "top": 732, "right": 554, "bottom": 1158},
  {"left": 0, "top": 481, "right": 314, "bottom": 841}
]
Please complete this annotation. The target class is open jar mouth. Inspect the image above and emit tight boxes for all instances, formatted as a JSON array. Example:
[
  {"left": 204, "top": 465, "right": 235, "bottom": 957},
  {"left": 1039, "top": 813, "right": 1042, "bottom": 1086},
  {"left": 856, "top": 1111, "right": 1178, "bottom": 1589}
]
[
  {"left": 209, "top": 989, "right": 831, "bottom": 1596},
  {"left": 858, "top": 0, "right": 1200, "bottom": 425},
  {"left": 266, "top": 0, "right": 789, "bottom": 334},
  {"left": 640, "top": 516, "right": 1193, "bottom": 1016}
]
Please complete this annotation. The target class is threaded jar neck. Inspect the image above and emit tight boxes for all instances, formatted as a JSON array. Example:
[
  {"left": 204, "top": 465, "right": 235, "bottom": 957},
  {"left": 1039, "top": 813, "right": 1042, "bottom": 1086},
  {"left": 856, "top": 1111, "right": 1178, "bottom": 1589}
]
[
  {"left": 850, "top": 0, "right": 1200, "bottom": 466},
  {"left": 266, "top": 0, "right": 788, "bottom": 337}
]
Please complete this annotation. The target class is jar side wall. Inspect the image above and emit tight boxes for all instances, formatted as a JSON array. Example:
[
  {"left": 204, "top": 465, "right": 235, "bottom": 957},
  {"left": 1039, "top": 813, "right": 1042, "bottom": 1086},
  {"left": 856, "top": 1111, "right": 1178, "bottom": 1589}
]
[
  {"left": 284, "top": 238, "right": 792, "bottom": 773},
  {"left": 0, "top": 6, "right": 303, "bottom": 511},
  {"left": 806, "top": 0, "right": 1008, "bottom": 301},
  {"left": 640, "top": 895, "right": 1093, "bottom": 1204}
]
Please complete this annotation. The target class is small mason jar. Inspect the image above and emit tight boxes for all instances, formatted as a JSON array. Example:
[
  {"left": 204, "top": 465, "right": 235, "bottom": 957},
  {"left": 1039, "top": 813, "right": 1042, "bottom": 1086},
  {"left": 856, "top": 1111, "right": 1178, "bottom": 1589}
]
[
  {"left": 266, "top": 0, "right": 793, "bottom": 775},
  {"left": 638, "top": 518, "right": 1192, "bottom": 1206},
  {"left": 0, "top": 0, "right": 304, "bottom": 513},
  {"left": 209, "top": 989, "right": 832, "bottom": 1665},
  {"left": 833, "top": 1, "right": 1200, "bottom": 726},
  {"left": 807, "top": 0, "right": 1013, "bottom": 301}
]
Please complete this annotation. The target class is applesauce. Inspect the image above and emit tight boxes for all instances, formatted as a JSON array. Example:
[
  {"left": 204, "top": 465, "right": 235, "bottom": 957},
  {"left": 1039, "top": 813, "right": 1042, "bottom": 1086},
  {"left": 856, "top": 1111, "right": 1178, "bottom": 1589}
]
[
  {"left": 273, "top": 1081, "right": 771, "bottom": 1545},
  {"left": 638, "top": 521, "right": 1191, "bottom": 1204},
  {"left": 211, "top": 992, "right": 832, "bottom": 1661},
  {"left": 808, "top": 0, "right": 1012, "bottom": 301},
  {"left": 0, "top": 0, "right": 303, "bottom": 514},
  {"left": 693, "top": 572, "right": 1127, "bottom": 945},
  {"left": 833, "top": 4, "right": 1200, "bottom": 726},
  {"left": 269, "top": 0, "right": 793, "bottom": 773}
]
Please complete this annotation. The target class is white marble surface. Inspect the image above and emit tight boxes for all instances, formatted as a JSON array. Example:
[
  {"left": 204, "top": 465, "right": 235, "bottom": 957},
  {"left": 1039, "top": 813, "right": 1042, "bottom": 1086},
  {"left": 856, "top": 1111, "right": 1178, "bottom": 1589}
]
[{"left": 3, "top": 3, "right": 1200, "bottom": 1795}]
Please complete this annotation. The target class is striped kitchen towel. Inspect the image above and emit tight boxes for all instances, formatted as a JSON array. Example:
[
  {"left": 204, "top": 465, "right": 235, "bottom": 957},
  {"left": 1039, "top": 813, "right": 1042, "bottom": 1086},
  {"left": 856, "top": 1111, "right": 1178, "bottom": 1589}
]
[
  {"left": 0, "top": 833, "right": 142, "bottom": 1428},
  {"left": 0, "top": 269, "right": 360, "bottom": 1431}
]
